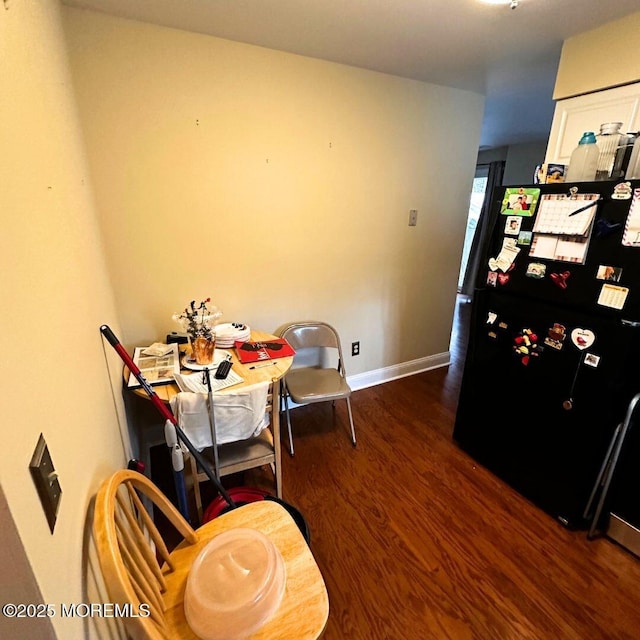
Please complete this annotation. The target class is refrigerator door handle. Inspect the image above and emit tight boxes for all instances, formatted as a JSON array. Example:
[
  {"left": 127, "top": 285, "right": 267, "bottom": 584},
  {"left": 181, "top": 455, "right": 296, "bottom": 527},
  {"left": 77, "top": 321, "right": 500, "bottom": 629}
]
[
  {"left": 586, "top": 392, "right": 640, "bottom": 539},
  {"left": 583, "top": 423, "right": 622, "bottom": 524}
]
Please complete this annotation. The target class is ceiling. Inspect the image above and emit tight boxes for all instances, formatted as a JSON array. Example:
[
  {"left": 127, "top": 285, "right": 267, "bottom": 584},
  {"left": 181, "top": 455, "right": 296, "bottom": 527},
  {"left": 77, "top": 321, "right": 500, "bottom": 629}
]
[{"left": 62, "top": 0, "right": 640, "bottom": 150}]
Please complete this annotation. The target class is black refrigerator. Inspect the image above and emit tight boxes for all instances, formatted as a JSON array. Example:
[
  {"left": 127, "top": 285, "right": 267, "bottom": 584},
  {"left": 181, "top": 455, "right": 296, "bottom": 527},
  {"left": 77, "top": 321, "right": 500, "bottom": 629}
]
[{"left": 453, "top": 179, "right": 640, "bottom": 532}]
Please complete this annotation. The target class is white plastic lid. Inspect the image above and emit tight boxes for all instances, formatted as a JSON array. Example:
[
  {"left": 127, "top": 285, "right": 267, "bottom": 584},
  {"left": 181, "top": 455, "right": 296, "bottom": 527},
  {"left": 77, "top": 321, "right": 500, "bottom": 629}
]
[
  {"left": 599, "top": 122, "right": 623, "bottom": 135},
  {"left": 184, "top": 528, "right": 286, "bottom": 640}
]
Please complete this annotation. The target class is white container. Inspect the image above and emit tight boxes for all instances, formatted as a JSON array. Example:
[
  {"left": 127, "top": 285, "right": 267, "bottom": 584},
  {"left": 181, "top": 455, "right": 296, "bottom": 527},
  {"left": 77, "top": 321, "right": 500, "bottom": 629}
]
[
  {"left": 565, "top": 132, "right": 599, "bottom": 182},
  {"left": 596, "top": 122, "right": 625, "bottom": 180},
  {"left": 184, "top": 528, "right": 286, "bottom": 640}
]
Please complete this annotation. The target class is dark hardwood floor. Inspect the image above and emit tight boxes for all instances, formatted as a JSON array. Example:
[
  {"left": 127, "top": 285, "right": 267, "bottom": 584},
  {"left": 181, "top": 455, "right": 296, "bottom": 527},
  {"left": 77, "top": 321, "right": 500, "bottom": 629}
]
[
  {"left": 243, "top": 295, "right": 640, "bottom": 639},
  {"left": 153, "top": 295, "right": 640, "bottom": 638}
]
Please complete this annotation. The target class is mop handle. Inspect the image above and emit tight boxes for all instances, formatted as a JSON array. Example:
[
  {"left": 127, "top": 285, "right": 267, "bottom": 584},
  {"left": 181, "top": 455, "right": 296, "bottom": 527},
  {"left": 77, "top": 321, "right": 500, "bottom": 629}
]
[
  {"left": 99, "top": 324, "right": 237, "bottom": 509},
  {"left": 100, "top": 325, "right": 176, "bottom": 423}
]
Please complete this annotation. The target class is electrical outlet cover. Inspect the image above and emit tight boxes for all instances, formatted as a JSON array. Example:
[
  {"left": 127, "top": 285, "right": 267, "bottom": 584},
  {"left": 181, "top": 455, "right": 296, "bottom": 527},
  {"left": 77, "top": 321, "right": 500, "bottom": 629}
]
[{"left": 29, "top": 434, "right": 62, "bottom": 533}]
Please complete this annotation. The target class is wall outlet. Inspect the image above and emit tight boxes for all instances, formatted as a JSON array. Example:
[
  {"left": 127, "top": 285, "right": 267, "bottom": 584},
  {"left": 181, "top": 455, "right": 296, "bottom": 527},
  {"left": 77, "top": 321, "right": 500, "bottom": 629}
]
[
  {"left": 352, "top": 341, "right": 360, "bottom": 356},
  {"left": 409, "top": 209, "right": 418, "bottom": 226}
]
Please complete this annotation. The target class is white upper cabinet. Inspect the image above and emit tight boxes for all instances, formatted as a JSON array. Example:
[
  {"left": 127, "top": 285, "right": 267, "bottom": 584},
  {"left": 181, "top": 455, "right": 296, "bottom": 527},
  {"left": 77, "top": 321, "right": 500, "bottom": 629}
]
[{"left": 545, "top": 83, "right": 640, "bottom": 165}]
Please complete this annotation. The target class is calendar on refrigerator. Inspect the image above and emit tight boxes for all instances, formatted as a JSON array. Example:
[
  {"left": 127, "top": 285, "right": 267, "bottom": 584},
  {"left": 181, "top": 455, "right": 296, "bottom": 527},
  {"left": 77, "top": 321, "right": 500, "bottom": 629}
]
[{"left": 529, "top": 193, "right": 600, "bottom": 264}]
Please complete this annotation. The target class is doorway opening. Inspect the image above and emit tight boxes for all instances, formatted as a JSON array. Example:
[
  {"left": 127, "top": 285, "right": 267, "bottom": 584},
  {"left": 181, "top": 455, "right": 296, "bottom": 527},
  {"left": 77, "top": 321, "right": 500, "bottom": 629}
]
[{"left": 458, "top": 164, "right": 490, "bottom": 291}]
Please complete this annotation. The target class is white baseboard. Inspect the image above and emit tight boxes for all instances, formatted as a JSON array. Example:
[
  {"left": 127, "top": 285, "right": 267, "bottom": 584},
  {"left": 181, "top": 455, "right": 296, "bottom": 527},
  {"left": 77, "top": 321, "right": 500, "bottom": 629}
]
[
  {"left": 284, "top": 351, "right": 451, "bottom": 410},
  {"left": 347, "top": 351, "right": 451, "bottom": 391}
]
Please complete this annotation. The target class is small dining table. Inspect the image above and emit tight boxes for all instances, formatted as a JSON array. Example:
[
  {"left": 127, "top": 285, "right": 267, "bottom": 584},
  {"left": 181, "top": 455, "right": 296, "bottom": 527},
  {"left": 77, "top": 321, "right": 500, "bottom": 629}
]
[
  {"left": 125, "top": 330, "right": 293, "bottom": 499},
  {"left": 128, "top": 329, "right": 293, "bottom": 404}
]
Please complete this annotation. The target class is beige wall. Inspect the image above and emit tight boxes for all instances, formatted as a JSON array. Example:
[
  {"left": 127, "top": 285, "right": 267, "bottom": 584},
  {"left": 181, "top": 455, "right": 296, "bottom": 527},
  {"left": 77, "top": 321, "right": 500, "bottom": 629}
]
[
  {"left": 62, "top": 8, "right": 484, "bottom": 377},
  {"left": 554, "top": 11, "right": 640, "bottom": 100},
  {"left": 1, "top": 1, "right": 128, "bottom": 637},
  {"left": 2, "top": 3, "right": 483, "bottom": 636}
]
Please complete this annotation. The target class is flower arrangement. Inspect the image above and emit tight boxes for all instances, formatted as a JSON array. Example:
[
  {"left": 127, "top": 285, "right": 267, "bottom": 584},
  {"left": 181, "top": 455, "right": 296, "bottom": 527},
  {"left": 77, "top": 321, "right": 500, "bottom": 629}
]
[{"left": 172, "top": 298, "right": 222, "bottom": 342}]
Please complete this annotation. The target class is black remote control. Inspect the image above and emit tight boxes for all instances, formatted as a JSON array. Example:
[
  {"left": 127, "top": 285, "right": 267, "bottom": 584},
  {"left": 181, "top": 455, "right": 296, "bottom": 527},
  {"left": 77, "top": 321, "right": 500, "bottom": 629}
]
[{"left": 215, "top": 359, "right": 232, "bottom": 379}]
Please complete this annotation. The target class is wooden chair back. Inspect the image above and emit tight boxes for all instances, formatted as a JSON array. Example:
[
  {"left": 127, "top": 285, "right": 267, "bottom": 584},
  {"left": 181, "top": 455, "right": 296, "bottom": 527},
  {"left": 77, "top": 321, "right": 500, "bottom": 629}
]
[
  {"left": 94, "top": 469, "right": 329, "bottom": 640},
  {"left": 93, "top": 469, "right": 196, "bottom": 640}
]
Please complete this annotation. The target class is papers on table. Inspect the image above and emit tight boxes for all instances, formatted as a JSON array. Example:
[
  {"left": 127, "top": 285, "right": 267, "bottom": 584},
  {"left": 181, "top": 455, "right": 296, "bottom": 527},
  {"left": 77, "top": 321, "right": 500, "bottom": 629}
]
[
  {"left": 174, "top": 370, "right": 244, "bottom": 394},
  {"left": 141, "top": 342, "right": 175, "bottom": 356},
  {"left": 128, "top": 343, "right": 180, "bottom": 388}
]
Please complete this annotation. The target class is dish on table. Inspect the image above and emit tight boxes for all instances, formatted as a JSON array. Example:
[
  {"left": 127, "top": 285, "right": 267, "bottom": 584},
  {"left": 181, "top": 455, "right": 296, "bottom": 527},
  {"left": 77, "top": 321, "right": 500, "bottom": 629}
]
[{"left": 181, "top": 349, "right": 230, "bottom": 371}]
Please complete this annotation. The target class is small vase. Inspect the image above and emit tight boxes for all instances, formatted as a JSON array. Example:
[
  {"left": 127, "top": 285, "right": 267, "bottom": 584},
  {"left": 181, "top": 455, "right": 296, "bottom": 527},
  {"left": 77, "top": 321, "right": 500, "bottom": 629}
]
[{"left": 192, "top": 336, "right": 215, "bottom": 365}]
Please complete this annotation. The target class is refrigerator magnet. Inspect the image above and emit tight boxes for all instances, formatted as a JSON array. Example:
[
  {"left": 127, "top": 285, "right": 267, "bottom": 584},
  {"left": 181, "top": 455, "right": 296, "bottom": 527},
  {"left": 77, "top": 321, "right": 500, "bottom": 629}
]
[
  {"left": 612, "top": 182, "right": 632, "bottom": 200},
  {"left": 490, "top": 238, "right": 520, "bottom": 272},
  {"left": 584, "top": 353, "right": 601, "bottom": 368},
  {"left": 513, "top": 328, "right": 542, "bottom": 365},
  {"left": 544, "top": 323, "right": 566, "bottom": 350},
  {"left": 550, "top": 271, "right": 571, "bottom": 289},
  {"left": 597, "top": 284, "right": 629, "bottom": 310},
  {"left": 571, "top": 328, "right": 596, "bottom": 350},
  {"left": 505, "top": 216, "right": 522, "bottom": 235},
  {"left": 500, "top": 187, "right": 540, "bottom": 217},
  {"left": 526, "top": 262, "right": 546, "bottom": 279},
  {"left": 517, "top": 230, "right": 532, "bottom": 246},
  {"left": 596, "top": 265, "right": 622, "bottom": 282}
]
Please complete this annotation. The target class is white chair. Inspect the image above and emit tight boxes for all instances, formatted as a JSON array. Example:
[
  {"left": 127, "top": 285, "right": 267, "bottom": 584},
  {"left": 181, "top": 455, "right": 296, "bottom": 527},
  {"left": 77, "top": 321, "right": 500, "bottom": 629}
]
[{"left": 279, "top": 321, "right": 356, "bottom": 456}]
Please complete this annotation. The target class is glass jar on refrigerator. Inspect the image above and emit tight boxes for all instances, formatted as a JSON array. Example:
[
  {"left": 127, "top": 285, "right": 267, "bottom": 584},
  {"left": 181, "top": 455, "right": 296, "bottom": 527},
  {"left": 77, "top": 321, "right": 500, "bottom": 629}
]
[
  {"left": 611, "top": 132, "right": 638, "bottom": 180},
  {"left": 596, "top": 122, "right": 625, "bottom": 180}
]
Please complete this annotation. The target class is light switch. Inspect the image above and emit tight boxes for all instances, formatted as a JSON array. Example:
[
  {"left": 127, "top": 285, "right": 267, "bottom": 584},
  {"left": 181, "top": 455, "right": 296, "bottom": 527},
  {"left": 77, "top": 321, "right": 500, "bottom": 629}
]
[
  {"left": 29, "top": 434, "right": 62, "bottom": 533},
  {"left": 409, "top": 209, "right": 418, "bottom": 226}
]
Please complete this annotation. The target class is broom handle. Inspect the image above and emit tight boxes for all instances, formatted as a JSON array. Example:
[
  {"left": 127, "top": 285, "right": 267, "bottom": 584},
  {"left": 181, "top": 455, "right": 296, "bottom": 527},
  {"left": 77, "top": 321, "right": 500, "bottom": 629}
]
[{"left": 100, "top": 324, "right": 236, "bottom": 509}]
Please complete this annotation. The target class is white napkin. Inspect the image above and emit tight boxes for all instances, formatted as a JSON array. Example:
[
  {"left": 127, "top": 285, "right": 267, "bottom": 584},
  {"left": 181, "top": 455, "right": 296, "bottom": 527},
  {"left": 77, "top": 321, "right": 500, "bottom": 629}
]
[
  {"left": 141, "top": 342, "right": 174, "bottom": 356},
  {"left": 169, "top": 381, "right": 270, "bottom": 451}
]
